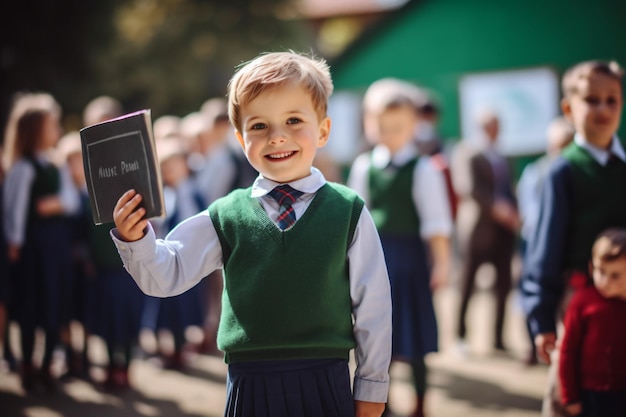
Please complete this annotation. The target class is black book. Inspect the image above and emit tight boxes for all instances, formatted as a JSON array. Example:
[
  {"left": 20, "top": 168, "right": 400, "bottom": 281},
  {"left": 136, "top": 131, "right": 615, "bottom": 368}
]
[{"left": 80, "top": 109, "right": 164, "bottom": 225}]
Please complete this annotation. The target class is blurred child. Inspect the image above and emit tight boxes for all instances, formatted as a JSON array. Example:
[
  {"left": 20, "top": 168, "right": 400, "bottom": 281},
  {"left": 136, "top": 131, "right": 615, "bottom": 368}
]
[
  {"left": 516, "top": 117, "right": 575, "bottom": 365},
  {"left": 2, "top": 92, "right": 80, "bottom": 393},
  {"left": 193, "top": 97, "right": 257, "bottom": 355},
  {"left": 55, "top": 131, "right": 95, "bottom": 379},
  {"left": 140, "top": 137, "right": 207, "bottom": 369},
  {"left": 347, "top": 78, "right": 453, "bottom": 417},
  {"left": 81, "top": 95, "right": 145, "bottom": 390},
  {"left": 0, "top": 144, "right": 13, "bottom": 372},
  {"left": 521, "top": 60, "right": 626, "bottom": 416},
  {"left": 111, "top": 51, "right": 392, "bottom": 417},
  {"left": 559, "top": 228, "right": 626, "bottom": 417}
]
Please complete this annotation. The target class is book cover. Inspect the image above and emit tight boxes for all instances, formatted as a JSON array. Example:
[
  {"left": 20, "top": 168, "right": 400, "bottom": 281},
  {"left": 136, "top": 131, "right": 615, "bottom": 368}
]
[{"left": 80, "top": 109, "right": 165, "bottom": 225}]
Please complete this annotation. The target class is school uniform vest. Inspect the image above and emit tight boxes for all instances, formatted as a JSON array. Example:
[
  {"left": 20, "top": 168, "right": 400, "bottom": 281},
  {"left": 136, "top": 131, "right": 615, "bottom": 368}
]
[
  {"left": 368, "top": 157, "right": 420, "bottom": 235},
  {"left": 209, "top": 183, "right": 364, "bottom": 363},
  {"left": 27, "top": 157, "right": 61, "bottom": 225},
  {"left": 561, "top": 142, "right": 626, "bottom": 272}
]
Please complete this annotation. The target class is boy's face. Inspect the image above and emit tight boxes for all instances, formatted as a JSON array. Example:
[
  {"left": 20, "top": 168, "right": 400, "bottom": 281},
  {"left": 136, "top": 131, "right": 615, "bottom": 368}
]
[
  {"left": 368, "top": 106, "right": 418, "bottom": 153},
  {"left": 160, "top": 154, "right": 189, "bottom": 188},
  {"left": 562, "top": 72, "right": 622, "bottom": 148},
  {"left": 67, "top": 152, "right": 86, "bottom": 188},
  {"left": 591, "top": 255, "right": 626, "bottom": 299},
  {"left": 235, "top": 82, "right": 330, "bottom": 183}
]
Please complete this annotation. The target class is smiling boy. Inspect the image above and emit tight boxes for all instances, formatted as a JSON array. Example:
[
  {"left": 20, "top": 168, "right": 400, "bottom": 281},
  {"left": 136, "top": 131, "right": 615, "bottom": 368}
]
[{"left": 111, "top": 51, "right": 392, "bottom": 417}]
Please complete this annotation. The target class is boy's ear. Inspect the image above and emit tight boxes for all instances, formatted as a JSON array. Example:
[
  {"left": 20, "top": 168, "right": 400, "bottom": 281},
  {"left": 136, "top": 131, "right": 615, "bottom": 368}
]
[
  {"left": 560, "top": 97, "right": 573, "bottom": 123},
  {"left": 317, "top": 117, "right": 331, "bottom": 148},
  {"left": 235, "top": 130, "right": 245, "bottom": 149}
]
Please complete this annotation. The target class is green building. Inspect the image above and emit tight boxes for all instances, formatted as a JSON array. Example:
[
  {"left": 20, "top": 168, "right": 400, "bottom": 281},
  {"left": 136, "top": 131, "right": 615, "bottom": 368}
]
[{"left": 325, "top": 0, "right": 625, "bottom": 168}]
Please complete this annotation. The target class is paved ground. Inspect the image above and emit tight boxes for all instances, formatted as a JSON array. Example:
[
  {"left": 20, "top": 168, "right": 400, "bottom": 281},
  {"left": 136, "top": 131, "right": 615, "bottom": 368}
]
[{"left": 0, "top": 266, "right": 549, "bottom": 417}]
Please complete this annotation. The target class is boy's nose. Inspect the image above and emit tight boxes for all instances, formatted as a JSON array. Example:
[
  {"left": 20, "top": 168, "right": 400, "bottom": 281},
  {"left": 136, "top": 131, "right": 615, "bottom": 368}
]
[{"left": 268, "top": 128, "right": 287, "bottom": 144}]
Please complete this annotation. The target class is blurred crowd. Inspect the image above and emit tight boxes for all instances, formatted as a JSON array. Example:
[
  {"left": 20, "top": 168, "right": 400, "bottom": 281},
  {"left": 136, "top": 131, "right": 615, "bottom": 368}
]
[{"left": 1, "top": 57, "right": 625, "bottom": 417}]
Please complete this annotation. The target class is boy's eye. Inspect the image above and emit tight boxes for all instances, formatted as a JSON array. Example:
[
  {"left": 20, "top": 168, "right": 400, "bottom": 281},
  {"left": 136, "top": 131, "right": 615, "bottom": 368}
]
[
  {"left": 251, "top": 123, "right": 267, "bottom": 130},
  {"left": 287, "top": 117, "right": 302, "bottom": 125},
  {"left": 584, "top": 96, "right": 600, "bottom": 105}
]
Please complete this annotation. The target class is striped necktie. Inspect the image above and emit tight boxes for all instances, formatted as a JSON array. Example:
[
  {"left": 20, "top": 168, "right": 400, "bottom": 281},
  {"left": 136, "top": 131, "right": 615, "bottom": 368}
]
[{"left": 268, "top": 185, "right": 304, "bottom": 230}]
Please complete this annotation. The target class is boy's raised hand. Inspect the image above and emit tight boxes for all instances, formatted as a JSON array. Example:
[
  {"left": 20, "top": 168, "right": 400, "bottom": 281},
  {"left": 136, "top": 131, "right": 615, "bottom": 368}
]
[{"left": 113, "top": 189, "right": 149, "bottom": 242}]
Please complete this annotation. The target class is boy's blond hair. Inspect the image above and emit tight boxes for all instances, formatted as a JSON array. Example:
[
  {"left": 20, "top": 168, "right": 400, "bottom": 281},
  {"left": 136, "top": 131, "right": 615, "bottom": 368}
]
[
  {"left": 227, "top": 51, "right": 333, "bottom": 133},
  {"left": 592, "top": 228, "right": 626, "bottom": 263},
  {"left": 363, "top": 78, "right": 424, "bottom": 116},
  {"left": 83, "top": 95, "right": 122, "bottom": 126},
  {"left": 561, "top": 60, "right": 624, "bottom": 98}
]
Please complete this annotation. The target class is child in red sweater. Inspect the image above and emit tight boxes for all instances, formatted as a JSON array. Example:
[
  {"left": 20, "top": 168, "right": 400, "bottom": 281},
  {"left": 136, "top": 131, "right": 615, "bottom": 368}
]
[{"left": 559, "top": 228, "right": 626, "bottom": 416}]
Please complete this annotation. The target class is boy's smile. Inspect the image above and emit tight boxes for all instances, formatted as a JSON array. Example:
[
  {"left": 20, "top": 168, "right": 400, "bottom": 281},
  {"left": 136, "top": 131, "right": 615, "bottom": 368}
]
[{"left": 235, "top": 82, "right": 330, "bottom": 183}]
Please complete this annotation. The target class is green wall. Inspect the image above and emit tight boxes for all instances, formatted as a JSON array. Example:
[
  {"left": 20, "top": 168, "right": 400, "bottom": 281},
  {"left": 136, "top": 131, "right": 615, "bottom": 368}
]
[{"left": 330, "top": 0, "right": 625, "bottom": 145}]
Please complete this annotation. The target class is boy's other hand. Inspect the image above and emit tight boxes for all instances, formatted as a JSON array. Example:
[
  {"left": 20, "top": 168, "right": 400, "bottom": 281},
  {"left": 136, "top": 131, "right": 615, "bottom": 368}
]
[
  {"left": 534, "top": 332, "right": 556, "bottom": 364},
  {"left": 113, "top": 189, "right": 149, "bottom": 242},
  {"left": 564, "top": 402, "right": 582, "bottom": 416},
  {"left": 7, "top": 244, "right": 20, "bottom": 264},
  {"left": 355, "top": 400, "right": 385, "bottom": 417}
]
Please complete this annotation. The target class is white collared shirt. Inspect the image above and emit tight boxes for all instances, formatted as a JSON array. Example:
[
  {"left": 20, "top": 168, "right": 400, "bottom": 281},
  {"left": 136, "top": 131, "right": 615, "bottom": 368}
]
[
  {"left": 574, "top": 134, "right": 626, "bottom": 165},
  {"left": 111, "top": 167, "right": 391, "bottom": 403}
]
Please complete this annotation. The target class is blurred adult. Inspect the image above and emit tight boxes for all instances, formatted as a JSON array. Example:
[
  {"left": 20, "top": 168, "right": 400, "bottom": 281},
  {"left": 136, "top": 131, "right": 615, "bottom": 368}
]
[{"left": 452, "top": 110, "right": 519, "bottom": 354}]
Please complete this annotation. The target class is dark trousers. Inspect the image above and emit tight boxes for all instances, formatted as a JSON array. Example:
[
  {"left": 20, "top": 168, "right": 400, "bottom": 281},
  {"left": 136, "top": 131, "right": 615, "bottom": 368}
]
[
  {"left": 580, "top": 389, "right": 626, "bottom": 417},
  {"left": 457, "top": 225, "right": 515, "bottom": 347}
]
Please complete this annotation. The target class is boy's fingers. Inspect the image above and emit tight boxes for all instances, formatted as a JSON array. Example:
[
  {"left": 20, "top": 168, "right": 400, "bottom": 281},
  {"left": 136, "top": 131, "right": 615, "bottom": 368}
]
[
  {"left": 116, "top": 189, "right": 137, "bottom": 208},
  {"left": 115, "top": 191, "right": 142, "bottom": 218}
]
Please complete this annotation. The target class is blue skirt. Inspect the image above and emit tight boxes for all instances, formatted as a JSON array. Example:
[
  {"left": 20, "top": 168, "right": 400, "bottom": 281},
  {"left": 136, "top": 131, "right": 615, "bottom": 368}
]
[
  {"left": 92, "top": 269, "right": 145, "bottom": 344},
  {"left": 225, "top": 358, "right": 354, "bottom": 417},
  {"left": 141, "top": 280, "right": 206, "bottom": 337},
  {"left": 380, "top": 234, "right": 438, "bottom": 360}
]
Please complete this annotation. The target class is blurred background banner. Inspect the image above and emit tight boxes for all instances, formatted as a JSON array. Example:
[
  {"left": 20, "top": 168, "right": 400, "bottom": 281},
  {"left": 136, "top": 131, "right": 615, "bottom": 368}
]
[{"left": 459, "top": 67, "right": 560, "bottom": 156}]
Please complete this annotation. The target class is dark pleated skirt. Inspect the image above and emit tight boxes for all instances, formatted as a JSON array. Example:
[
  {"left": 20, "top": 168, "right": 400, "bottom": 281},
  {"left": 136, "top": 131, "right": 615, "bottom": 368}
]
[
  {"left": 15, "top": 219, "right": 72, "bottom": 331},
  {"left": 224, "top": 358, "right": 355, "bottom": 417},
  {"left": 380, "top": 234, "right": 438, "bottom": 360},
  {"left": 92, "top": 269, "right": 145, "bottom": 344},
  {"left": 141, "top": 281, "right": 206, "bottom": 337}
]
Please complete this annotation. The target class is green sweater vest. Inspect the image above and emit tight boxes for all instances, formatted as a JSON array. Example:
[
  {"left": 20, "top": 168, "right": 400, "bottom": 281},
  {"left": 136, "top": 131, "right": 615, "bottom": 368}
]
[
  {"left": 562, "top": 143, "right": 626, "bottom": 271},
  {"left": 209, "top": 183, "right": 364, "bottom": 363},
  {"left": 368, "top": 157, "right": 420, "bottom": 235},
  {"left": 27, "top": 157, "right": 60, "bottom": 224}
]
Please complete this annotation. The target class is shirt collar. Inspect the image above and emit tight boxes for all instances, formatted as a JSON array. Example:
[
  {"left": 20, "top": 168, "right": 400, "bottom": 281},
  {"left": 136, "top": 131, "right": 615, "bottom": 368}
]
[
  {"left": 574, "top": 134, "right": 626, "bottom": 166},
  {"left": 371, "top": 142, "right": 419, "bottom": 169},
  {"left": 250, "top": 167, "right": 326, "bottom": 198}
]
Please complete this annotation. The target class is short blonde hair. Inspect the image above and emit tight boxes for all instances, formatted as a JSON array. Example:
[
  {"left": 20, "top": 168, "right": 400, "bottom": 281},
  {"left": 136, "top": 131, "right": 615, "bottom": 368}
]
[
  {"left": 227, "top": 51, "right": 333, "bottom": 133},
  {"left": 561, "top": 60, "right": 624, "bottom": 98},
  {"left": 363, "top": 78, "right": 424, "bottom": 115},
  {"left": 83, "top": 95, "right": 122, "bottom": 126}
]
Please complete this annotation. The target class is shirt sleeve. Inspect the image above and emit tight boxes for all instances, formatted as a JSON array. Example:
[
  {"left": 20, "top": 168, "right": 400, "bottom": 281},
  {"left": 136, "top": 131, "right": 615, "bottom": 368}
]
[
  {"left": 413, "top": 157, "right": 453, "bottom": 238},
  {"left": 348, "top": 207, "right": 392, "bottom": 403},
  {"left": 516, "top": 162, "right": 541, "bottom": 241},
  {"left": 3, "top": 160, "right": 35, "bottom": 246},
  {"left": 520, "top": 157, "right": 572, "bottom": 335},
  {"left": 346, "top": 153, "right": 370, "bottom": 205},
  {"left": 558, "top": 290, "right": 585, "bottom": 405},
  {"left": 110, "top": 209, "right": 222, "bottom": 297},
  {"left": 59, "top": 164, "right": 81, "bottom": 215}
]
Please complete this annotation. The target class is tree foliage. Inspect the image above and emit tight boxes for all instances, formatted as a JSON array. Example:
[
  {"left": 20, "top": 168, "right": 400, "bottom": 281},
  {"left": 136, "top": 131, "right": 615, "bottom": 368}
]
[{"left": 1, "top": 0, "right": 312, "bottom": 133}]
